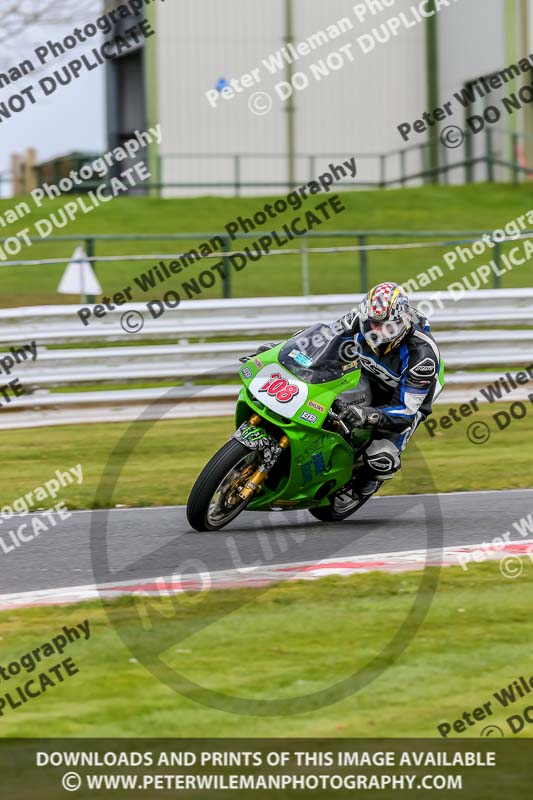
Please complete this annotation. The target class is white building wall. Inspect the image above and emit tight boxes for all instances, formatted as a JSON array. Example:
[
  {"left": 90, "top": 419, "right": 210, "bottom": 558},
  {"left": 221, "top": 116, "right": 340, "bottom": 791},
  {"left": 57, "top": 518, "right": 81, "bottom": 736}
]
[
  {"left": 154, "top": 0, "right": 428, "bottom": 195},
  {"left": 154, "top": 0, "right": 531, "bottom": 195},
  {"left": 437, "top": 0, "right": 508, "bottom": 183},
  {"left": 437, "top": 0, "right": 506, "bottom": 95}
]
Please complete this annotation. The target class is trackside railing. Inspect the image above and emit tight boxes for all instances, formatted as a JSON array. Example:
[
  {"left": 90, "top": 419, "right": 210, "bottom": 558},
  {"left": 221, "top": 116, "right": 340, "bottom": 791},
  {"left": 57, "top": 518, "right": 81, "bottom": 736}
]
[
  {"left": 0, "top": 229, "right": 531, "bottom": 300},
  {"left": 5, "top": 126, "right": 533, "bottom": 199},
  {"left": 0, "top": 290, "right": 529, "bottom": 424}
]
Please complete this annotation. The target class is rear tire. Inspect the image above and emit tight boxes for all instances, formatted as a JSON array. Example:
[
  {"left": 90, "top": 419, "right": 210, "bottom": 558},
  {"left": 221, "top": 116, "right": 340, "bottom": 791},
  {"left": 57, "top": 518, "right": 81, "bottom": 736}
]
[{"left": 187, "top": 439, "right": 258, "bottom": 532}]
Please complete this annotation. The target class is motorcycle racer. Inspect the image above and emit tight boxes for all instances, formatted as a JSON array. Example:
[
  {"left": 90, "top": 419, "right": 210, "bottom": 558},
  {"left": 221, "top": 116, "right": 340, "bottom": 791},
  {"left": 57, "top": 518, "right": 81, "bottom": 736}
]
[
  {"left": 192, "top": 282, "right": 445, "bottom": 531},
  {"left": 333, "top": 282, "right": 442, "bottom": 495},
  {"left": 240, "top": 282, "right": 443, "bottom": 501}
]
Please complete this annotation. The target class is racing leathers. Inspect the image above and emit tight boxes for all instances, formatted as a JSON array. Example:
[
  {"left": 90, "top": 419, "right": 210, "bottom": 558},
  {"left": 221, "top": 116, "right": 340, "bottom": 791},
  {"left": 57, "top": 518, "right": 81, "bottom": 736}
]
[{"left": 334, "top": 307, "right": 442, "bottom": 484}]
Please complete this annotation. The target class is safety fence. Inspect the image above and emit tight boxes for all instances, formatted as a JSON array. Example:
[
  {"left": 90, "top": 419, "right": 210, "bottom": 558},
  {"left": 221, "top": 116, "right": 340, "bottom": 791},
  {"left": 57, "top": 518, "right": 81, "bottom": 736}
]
[
  {"left": 157, "top": 127, "right": 532, "bottom": 195},
  {"left": 1, "top": 228, "right": 532, "bottom": 304},
  {"left": 4, "top": 126, "right": 533, "bottom": 200},
  {"left": 0, "top": 289, "right": 530, "bottom": 428}
]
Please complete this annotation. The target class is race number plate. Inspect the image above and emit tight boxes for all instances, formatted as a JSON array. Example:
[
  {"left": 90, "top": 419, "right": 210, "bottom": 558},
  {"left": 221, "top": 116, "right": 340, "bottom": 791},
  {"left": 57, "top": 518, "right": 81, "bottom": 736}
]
[{"left": 249, "top": 365, "right": 308, "bottom": 417}]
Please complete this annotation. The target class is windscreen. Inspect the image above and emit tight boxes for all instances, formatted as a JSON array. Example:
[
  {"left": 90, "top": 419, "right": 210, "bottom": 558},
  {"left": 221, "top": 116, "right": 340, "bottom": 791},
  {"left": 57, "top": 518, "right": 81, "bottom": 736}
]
[{"left": 278, "top": 323, "right": 348, "bottom": 384}]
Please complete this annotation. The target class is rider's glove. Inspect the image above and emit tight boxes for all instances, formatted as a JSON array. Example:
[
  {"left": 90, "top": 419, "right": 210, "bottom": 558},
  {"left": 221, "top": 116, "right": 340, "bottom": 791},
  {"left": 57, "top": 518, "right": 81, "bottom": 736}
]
[
  {"left": 239, "top": 343, "right": 278, "bottom": 364},
  {"left": 341, "top": 404, "right": 383, "bottom": 429}
]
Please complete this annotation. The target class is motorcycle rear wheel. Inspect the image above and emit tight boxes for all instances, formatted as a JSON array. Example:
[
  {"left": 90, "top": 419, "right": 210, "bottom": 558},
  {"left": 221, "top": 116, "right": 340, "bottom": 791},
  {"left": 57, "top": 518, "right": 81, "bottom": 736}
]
[{"left": 187, "top": 439, "right": 258, "bottom": 532}]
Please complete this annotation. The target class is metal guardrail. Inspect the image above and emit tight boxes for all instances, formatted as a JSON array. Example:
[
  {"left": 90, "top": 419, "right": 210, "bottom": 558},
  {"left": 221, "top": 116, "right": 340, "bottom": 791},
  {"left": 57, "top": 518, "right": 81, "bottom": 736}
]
[
  {"left": 0, "top": 290, "right": 530, "bottom": 422},
  {"left": 9, "top": 332, "right": 533, "bottom": 389},
  {"left": 0, "top": 369, "right": 529, "bottom": 432},
  {"left": 0, "top": 288, "right": 530, "bottom": 343}
]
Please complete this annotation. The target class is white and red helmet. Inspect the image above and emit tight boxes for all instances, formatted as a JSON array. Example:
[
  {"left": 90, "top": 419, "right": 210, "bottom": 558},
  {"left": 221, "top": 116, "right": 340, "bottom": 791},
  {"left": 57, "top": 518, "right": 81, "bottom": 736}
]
[{"left": 359, "top": 282, "right": 411, "bottom": 350}]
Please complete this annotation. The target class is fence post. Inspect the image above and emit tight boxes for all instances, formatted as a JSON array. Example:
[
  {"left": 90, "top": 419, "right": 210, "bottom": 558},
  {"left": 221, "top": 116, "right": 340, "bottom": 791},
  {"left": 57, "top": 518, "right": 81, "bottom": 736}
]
[
  {"left": 379, "top": 155, "right": 386, "bottom": 188},
  {"left": 465, "top": 133, "right": 473, "bottom": 183},
  {"left": 234, "top": 155, "right": 241, "bottom": 196},
  {"left": 85, "top": 237, "right": 96, "bottom": 304},
  {"left": 422, "top": 144, "right": 429, "bottom": 185},
  {"left": 222, "top": 235, "right": 232, "bottom": 298},
  {"left": 486, "top": 128, "right": 494, "bottom": 182},
  {"left": 358, "top": 235, "right": 369, "bottom": 293},
  {"left": 441, "top": 145, "right": 448, "bottom": 185},
  {"left": 493, "top": 241, "right": 502, "bottom": 289},
  {"left": 301, "top": 239, "right": 310, "bottom": 296},
  {"left": 400, "top": 150, "right": 406, "bottom": 186},
  {"left": 512, "top": 132, "right": 519, "bottom": 184}
]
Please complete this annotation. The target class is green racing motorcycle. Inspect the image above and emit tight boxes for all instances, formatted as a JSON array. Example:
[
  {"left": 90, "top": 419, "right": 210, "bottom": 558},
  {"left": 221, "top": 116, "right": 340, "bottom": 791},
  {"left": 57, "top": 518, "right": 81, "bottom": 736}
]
[{"left": 186, "top": 322, "right": 398, "bottom": 532}]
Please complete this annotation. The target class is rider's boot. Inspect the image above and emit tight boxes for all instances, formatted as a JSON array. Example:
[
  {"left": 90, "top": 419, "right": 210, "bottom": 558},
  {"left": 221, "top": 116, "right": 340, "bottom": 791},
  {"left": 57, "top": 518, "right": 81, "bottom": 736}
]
[
  {"left": 354, "top": 465, "right": 382, "bottom": 497},
  {"left": 360, "top": 478, "right": 381, "bottom": 497}
]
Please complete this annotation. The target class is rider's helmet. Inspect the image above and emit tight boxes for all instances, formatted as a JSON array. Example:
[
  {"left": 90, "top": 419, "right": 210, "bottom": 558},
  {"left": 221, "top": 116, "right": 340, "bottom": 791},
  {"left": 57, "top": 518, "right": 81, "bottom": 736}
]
[{"left": 358, "top": 282, "right": 412, "bottom": 350}]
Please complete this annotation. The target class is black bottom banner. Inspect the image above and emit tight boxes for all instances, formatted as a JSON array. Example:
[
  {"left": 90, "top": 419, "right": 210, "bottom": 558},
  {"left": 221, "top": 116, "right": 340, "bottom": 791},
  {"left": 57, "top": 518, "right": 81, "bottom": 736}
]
[{"left": 0, "top": 738, "right": 532, "bottom": 799}]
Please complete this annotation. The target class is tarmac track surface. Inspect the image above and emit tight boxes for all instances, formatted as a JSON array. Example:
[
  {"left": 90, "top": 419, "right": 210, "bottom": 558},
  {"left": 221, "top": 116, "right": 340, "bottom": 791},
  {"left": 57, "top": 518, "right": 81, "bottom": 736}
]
[{"left": 0, "top": 489, "right": 531, "bottom": 596}]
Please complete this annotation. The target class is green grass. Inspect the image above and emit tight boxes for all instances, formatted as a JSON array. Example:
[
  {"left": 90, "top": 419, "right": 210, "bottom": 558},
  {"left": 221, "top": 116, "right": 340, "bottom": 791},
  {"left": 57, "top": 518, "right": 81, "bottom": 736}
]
[
  {"left": 2, "top": 183, "right": 533, "bottom": 306},
  {"left": 1, "top": 561, "right": 532, "bottom": 738},
  {"left": 0, "top": 403, "right": 529, "bottom": 510}
]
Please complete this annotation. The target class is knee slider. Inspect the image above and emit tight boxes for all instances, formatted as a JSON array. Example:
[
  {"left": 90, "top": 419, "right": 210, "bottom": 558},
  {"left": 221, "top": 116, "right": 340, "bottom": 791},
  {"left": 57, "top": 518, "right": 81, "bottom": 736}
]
[{"left": 364, "top": 439, "right": 401, "bottom": 480}]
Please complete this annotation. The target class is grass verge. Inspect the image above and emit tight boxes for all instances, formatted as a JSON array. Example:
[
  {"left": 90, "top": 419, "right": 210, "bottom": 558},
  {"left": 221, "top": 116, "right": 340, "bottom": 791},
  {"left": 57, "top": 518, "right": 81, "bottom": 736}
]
[
  {"left": 2, "top": 183, "right": 533, "bottom": 306},
  {"left": 0, "top": 560, "right": 531, "bottom": 738},
  {"left": 0, "top": 403, "right": 529, "bottom": 510}
]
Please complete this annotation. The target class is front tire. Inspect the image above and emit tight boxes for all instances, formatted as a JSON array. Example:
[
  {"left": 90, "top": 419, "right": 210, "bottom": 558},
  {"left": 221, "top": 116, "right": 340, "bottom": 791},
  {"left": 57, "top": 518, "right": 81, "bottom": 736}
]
[{"left": 187, "top": 439, "right": 258, "bottom": 531}]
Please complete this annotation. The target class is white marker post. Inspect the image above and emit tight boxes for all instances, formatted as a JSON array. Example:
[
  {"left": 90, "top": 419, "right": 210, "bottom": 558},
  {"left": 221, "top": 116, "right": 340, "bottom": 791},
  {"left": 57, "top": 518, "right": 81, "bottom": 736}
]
[{"left": 57, "top": 246, "right": 102, "bottom": 303}]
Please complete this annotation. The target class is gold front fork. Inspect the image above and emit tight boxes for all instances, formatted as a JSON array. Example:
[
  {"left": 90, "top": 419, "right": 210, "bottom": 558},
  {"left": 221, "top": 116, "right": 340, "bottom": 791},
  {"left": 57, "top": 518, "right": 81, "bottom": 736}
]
[{"left": 238, "top": 424, "right": 289, "bottom": 501}]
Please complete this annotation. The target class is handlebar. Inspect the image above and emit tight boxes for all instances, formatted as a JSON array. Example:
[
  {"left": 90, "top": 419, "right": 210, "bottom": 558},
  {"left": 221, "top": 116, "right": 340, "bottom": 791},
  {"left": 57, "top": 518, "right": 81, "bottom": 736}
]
[{"left": 328, "top": 401, "right": 350, "bottom": 435}]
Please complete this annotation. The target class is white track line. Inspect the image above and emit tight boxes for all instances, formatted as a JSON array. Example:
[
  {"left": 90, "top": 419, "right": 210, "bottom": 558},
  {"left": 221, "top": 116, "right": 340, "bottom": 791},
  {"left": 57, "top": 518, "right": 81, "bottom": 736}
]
[{"left": 1, "top": 539, "right": 532, "bottom": 611}]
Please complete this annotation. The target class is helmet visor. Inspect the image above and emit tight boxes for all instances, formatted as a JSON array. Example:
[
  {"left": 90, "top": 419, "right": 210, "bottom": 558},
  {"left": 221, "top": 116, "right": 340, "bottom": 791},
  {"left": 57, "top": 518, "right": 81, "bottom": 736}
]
[{"left": 361, "top": 318, "right": 406, "bottom": 347}]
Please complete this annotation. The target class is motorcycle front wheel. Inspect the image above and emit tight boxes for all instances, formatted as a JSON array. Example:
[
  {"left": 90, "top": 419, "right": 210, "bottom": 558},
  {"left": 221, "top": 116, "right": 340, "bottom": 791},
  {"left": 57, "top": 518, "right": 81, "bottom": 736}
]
[{"left": 186, "top": 439, "right": 258, "bottom": 531}]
